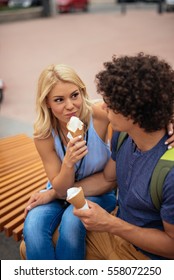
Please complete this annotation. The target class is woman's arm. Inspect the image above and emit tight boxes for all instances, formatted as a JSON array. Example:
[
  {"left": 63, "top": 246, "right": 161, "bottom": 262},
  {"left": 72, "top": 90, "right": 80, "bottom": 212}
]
[
  {"left": 74, "top": 100, "right": 117, "bottom": 195},
  {"left": 34, "top": 135, "right": 88, "bottom": 198},
  {"left": 75, "top": 158, "right": 117, "bottom": 196},
  {"left": 24, "top": 151, "right": 116, "bottom": 215}
]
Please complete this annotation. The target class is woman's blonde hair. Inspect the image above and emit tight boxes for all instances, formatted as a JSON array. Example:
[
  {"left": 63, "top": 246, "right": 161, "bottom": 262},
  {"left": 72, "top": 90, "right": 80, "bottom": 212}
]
[{"left": 34, "top": 64, "right": 92, "bottom": 139}]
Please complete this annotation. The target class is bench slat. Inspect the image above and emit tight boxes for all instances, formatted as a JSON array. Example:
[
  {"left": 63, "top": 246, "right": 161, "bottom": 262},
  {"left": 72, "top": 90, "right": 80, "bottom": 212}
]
[
  {"left": 0, "top": 162, "right": 45, "bottom": 188},
  {"left": 4, "top": 213, "right": 24, "bottom": 237},
  {"left": 0, "top": 145, "right": 38, "bottom": 163},
  {"left": 0, "top": 184, "right": 46, "bottom": 218},
  {"left": 0, "top": 134, "right": 48, "bottom": 241},
  {"left": 0, "top": 177, "right": 48, "bottom": 209},
  {"left": 0, "top": 205, "right": 25, "bottom": 230},
  {"left": 0, "top": 156, "right": 42, "bottom": 179},
  {"left": 13, "top": 223, "right": 24, "bottom": 242},
  {"left": 0, "top": 153, "right": 40, "bottom": 174},
  {"left": 0, "top": 134, "right": 29, "bottom": 145}
]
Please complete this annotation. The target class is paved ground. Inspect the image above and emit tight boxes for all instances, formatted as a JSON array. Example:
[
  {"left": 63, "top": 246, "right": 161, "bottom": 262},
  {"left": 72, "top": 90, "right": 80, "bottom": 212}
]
[
  {"left": 0, "top": 232, "right": 21, "bottom": 260},
  {"left": 1, "top": 1, "right": 174, "bottom": 132},
  {"left": 0, "top": 1, "right": 174, "bottom": 260}
]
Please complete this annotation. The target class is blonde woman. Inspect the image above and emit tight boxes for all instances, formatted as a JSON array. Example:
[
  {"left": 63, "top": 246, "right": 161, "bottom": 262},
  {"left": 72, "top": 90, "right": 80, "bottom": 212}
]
[{"left": 23, "top": 64, "right": 117, "bottom": 260}]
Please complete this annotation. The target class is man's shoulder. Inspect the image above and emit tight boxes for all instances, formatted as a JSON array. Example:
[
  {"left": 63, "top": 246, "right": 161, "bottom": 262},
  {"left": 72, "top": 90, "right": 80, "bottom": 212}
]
[
  {"left": 112, "top": 131, "right": 121, "bottom": 141},
  {"left": 111, "top": 131, "right": 129, "bottom": 151},
  {"left": 111, "top": 131, "right": 120, "bottom": 149}
]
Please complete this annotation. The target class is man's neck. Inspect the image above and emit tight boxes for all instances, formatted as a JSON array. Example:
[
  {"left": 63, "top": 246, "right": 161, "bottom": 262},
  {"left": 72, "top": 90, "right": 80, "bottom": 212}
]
[{"left": 128, "top": 128, "right": 166, "bottom": 152}]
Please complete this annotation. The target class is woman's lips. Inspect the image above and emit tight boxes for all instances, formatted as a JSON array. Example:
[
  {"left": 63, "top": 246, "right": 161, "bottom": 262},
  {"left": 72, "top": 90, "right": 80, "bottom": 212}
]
[{"left": 65, "top": 113, "right": 77, "bottom": 118}]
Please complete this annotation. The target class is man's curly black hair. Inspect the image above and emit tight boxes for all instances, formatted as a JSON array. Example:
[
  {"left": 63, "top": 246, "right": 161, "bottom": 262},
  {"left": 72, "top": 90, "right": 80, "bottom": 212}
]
[{"left": 96, "top": 52, "right": 174, "bottom": 132}]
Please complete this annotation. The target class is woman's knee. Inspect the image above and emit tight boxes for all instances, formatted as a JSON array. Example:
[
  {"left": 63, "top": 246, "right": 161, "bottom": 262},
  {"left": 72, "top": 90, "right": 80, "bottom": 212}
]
[
  {"left": 59, "top": 206, "right": 84, "bottom": 235},
  {"left": 87, "top": 192, "right": 116, "bottom": 212},
  {"left": 23, "top": 207, "right": 45, "bottom": 239},
  {"left": 24, "top": 202, "right": 63, "bottom": 239}
]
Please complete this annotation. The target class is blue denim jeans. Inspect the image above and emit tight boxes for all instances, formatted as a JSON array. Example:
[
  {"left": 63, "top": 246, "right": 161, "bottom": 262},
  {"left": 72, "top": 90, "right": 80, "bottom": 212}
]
[{"left": 23, "top": 191, "right": 116, "bottom": 260}]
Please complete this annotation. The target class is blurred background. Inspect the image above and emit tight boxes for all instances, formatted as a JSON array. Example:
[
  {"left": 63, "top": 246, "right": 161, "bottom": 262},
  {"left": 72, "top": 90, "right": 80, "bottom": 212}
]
[{"left": 0, "top": 0, "right": 174, "bottom": 259}]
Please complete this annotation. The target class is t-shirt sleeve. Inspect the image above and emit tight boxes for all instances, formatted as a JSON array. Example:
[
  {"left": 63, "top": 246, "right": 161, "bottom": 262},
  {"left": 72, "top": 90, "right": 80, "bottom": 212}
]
[{"left": 111, "top": 132, "right": 120, "bottom": 161}]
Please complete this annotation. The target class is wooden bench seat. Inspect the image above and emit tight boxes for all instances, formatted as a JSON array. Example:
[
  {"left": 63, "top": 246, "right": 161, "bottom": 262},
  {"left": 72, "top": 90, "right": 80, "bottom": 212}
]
[{"left": 0, "top": 134, "right": 48, "bottom": 242}]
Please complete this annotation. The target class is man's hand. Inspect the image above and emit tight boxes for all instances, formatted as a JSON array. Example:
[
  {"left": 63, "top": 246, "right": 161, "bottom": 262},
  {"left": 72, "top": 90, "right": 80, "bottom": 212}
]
[{"left": 73, "top": 200, "right": 114, "bottom": 232}]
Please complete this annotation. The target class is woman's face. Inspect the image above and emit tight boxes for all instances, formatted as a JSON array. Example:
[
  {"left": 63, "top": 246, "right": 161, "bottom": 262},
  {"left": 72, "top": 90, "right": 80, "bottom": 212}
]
[{"left": 47, "top": 81, "right": 83, "bottom": 125}]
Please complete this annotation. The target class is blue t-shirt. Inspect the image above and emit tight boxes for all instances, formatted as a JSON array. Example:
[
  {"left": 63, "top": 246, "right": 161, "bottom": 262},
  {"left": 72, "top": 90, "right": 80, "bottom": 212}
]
[{"left": 111, "top": 132, "right": 174, "bottom": 260}]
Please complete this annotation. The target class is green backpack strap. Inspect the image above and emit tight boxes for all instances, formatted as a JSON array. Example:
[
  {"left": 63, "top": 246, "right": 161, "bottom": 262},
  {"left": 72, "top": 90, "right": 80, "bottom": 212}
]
[
  {"left": 150, "top": 148, "right": 174, "bottom": 211},
  {"left": 116, "top": 132, "right": 128, "bottom": 152}
]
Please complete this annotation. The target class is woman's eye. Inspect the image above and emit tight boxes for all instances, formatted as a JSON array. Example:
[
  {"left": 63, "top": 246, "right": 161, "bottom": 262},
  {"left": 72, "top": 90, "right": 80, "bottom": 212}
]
[
  {"left": 72, "top": 92, "right": 79, "bottom": 99},
  {"left": 54, "top": 97, "right": 63, "bottom": 103}
]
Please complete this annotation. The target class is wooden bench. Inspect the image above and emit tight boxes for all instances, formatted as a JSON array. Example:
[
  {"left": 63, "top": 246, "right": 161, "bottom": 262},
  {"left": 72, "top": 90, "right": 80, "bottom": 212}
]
[{"left": 0, "top": 134, "right": 48, "bottom": 242}]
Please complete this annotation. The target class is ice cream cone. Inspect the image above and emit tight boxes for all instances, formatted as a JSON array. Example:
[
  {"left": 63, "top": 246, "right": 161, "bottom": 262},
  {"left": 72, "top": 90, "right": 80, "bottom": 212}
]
[
  {"left": 69, "top": 128, "right": 84, "bottom": 138},
  {"left": 66, "top": 187, "right": 88, "bottom": 210},
  {"left": 67, "top": 116, "right": 84, "bottom": 139}
]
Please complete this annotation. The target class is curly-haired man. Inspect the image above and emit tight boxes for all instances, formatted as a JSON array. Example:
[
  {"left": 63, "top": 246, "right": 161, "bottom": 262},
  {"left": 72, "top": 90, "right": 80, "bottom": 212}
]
[{"left": 74, "top": 53, "right": 174, "bottom": 260}]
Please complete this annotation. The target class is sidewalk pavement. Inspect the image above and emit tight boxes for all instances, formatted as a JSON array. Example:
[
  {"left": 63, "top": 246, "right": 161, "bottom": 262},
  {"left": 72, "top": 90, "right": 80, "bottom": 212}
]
[
  {"left": 0, "top": 116, "right": 33, "bottom": 138},
  {"left": 0, "top": 232, "right": 21, "bottom": 260}
]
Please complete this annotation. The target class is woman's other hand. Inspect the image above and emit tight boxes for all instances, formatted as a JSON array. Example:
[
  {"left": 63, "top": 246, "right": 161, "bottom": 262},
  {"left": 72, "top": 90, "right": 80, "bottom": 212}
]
[
  {"left": 24, "top": 189, "right": 57, "bottom": 218},
  {"left": 166, "top": 122, "right": 174, "bottom": 149}
]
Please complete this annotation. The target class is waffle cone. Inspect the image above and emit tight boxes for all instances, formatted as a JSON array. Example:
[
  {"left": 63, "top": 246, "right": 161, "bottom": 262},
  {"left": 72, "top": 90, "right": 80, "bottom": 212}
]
[
  {"left": 70, "top": 127, "right": 84, "bottom": 138},
  {"left": 67, "top": 187, "right": 86, "bottom": 209}
]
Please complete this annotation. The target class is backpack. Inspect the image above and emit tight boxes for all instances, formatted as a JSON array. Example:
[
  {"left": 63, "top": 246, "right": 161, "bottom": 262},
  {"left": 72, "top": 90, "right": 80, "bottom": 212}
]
[{"left": 116, "top": 132, "right": 174, "bottom": 211}]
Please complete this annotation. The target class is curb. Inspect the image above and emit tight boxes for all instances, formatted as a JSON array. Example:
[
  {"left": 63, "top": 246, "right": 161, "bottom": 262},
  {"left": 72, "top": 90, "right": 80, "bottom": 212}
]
[{"left": 0, "top": 7, "right": 43, "bottom": 23}]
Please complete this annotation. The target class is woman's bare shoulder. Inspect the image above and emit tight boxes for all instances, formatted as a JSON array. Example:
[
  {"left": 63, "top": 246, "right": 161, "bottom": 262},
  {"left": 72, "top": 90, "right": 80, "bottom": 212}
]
[
  {"left": 91, "top": 101, "right": 109, "bottom": 141},
  {"left": 34, "top": 135, "right": 54, "bottom": 155},
  {"left": 92, "top": 101, "right": 108, "bottom": 123}
]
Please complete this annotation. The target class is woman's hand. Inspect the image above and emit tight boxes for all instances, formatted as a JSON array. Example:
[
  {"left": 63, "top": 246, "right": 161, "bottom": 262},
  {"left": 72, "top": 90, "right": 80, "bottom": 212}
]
[
  {"left": 166, "top": 122, "right": 174, "bottom": 148},
  {"left": 63, "top": 135, "right": 88, "bottom": 168},
  {"left": 24, "top": 189, "right": 58, "bottom": 218}
]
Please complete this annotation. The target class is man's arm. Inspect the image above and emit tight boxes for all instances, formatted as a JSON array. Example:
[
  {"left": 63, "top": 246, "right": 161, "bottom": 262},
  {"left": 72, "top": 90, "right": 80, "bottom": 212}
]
[
  {"left": 75, "top": 158, "right": 117, "bottom": 196},
  {"left": 74, "top": 201, "right": 174, "bottom": 259},
  {"left": 24, "top": 156, "right": 116, "bottom": 215}
]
